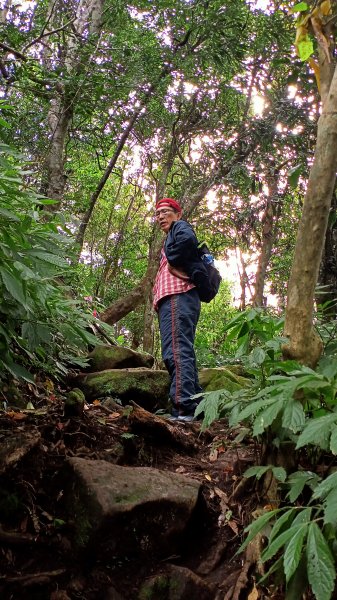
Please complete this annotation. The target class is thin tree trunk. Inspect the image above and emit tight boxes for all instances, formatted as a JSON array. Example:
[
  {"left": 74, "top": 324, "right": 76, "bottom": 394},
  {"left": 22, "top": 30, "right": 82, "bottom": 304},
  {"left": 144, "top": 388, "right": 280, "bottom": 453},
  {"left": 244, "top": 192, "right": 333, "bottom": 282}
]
[
  {"left": 74, "top": 67, "right": 173, "bottom": 255},
  {"left": 143, "top": 288, "right": 155, "bottom": 354},
  {"left": 236, "top": 247, "right": 251, "bottom": 311},
  {"left": 252, "top": 173, "right": 283, "bottom": 307},
  {"left": 283, "top": 64, "right": 337, "bottom": 367},
  {"left": 317, "top": 178, "right": 337, "bottom": 318},
  {"left": 42, "top": 0, "right": 104, "bottom": 208}
]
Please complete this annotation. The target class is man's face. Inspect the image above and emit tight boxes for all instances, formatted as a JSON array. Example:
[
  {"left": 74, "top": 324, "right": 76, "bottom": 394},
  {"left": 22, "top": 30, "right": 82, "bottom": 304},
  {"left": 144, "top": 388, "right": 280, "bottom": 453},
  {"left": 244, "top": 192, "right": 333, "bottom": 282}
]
[{"left": 155, "top": 206, "right": 181, "bottom": 233}]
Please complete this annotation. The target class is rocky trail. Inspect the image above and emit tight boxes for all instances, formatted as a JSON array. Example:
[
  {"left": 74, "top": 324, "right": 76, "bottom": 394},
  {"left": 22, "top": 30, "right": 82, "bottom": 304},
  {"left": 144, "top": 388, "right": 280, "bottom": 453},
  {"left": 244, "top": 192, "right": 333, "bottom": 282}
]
[{"left": 0, "top": 346, "right": 272, "bottom": 600}]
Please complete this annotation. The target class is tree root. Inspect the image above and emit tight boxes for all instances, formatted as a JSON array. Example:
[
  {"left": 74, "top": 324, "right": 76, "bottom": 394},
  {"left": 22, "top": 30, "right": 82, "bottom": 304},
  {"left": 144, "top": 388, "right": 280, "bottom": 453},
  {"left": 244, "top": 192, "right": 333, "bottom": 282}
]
[
  {"left": 220, "top": 532, "right": 265, "bottom": 600},
  {"left": 1, "top": 568, "right": 66, "bottom": 587},
  {"left": 0, "top": 525, "right": 44, "bottom": 546},
  {"left": 128, "top": 403, "right": 198, "bottom": 452}
]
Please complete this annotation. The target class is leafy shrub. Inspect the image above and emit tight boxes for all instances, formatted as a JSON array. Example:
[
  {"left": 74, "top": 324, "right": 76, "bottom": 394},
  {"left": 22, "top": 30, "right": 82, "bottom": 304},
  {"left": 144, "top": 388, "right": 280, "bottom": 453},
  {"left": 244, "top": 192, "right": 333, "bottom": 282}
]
[
  {"left": 195, "top": 308, "right": 337, "bottom": 599},
  {"left": 0, "top": 141, "right": 99, "bottom": 381}
]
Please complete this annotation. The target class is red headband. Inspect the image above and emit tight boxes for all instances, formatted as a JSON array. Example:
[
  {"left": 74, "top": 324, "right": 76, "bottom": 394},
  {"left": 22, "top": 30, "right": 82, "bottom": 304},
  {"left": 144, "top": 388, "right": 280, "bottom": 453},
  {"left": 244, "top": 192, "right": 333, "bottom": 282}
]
[{"left": 156, "top": 198, "right": 182, "bottom": 212}]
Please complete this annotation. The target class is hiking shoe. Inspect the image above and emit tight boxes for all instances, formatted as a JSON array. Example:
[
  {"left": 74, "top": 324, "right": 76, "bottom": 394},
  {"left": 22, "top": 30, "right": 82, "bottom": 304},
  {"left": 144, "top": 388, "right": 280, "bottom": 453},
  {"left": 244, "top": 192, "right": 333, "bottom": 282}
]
[{"left": 168, "top": 414, "right": 196, "bottom": 423}]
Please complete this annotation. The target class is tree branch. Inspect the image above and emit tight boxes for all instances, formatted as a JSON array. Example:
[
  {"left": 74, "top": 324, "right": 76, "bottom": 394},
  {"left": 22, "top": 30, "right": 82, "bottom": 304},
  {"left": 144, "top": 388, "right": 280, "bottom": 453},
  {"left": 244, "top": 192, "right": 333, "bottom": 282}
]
[{"left": 22, "top": 18, "right": 77, "bottom": 52}]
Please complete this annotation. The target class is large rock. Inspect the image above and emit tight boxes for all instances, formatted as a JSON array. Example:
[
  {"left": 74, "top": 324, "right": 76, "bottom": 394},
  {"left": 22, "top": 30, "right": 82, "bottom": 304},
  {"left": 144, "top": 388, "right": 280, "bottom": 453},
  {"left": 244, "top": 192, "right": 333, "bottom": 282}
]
[
  {"left": 0, "top": 429, "right": 41, "bottom": 474},
  {"left": 65, "top": 458, "right": 201, "bottom": 560},
  {"left": 87, "top": 345, "right": 154, "bottom": 372},
  {"left": 199, "top": 367, "right": 251, "bottom": 393},
  {"left": 76, "top": 368, "right": 170, "bottom": 410}
]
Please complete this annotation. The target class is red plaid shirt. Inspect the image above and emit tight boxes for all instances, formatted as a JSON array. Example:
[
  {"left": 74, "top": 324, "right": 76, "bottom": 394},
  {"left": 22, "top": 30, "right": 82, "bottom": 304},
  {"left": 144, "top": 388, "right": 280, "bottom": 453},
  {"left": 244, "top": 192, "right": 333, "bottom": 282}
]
[{"left": 153, "top": 249, "right": 195, "bottom": 310}]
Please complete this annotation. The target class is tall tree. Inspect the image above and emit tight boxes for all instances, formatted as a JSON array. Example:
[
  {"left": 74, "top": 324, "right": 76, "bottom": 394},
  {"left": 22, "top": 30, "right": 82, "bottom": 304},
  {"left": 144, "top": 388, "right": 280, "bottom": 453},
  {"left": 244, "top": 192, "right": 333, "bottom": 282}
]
[{"left": 283, "top": 0, "right": 337, "bottom": 366}]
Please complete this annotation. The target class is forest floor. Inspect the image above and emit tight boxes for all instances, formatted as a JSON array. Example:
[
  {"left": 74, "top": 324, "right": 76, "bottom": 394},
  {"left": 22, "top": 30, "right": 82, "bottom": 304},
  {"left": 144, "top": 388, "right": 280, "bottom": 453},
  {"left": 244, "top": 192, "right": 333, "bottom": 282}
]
[{"left": 0, "top": 380, "right": 282, "bottom": 600}]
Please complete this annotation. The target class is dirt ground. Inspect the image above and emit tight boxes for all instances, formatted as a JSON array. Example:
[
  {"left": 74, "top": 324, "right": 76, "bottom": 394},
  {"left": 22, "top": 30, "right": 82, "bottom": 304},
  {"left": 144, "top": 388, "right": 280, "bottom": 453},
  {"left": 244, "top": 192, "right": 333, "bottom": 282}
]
[{"left": 0, "top": 382, "right": 276, "bottom": 600}]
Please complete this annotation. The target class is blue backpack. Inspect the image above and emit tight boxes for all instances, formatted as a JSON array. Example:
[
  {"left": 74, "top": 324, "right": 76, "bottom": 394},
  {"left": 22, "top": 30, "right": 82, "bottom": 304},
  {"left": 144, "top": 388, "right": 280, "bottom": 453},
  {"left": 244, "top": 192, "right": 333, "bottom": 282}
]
[
  {"left": 164, "top": 221, "right": 222, "bottom": 303},
  {"left": 195, "top": 242, "right": 222, "bottom": 303}
]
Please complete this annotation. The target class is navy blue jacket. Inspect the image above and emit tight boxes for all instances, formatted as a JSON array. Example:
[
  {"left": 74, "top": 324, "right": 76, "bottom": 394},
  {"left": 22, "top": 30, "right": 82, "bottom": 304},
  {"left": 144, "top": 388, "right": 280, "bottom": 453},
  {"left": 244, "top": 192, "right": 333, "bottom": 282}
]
[{"left": 164, "top": 220, "right": 209, "bottom": 290}]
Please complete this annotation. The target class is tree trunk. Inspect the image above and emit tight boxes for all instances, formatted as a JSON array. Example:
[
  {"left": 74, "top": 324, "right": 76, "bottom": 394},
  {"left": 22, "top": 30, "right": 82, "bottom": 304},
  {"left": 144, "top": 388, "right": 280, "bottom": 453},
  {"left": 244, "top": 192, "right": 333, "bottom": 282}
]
[
  {"left": 283, "top": 64, "right": 337, "bottom": 367},
  {"left": 317, "top": 178, "right": 337, "bottom": 318},
  {"left": 42, "top": 0, "right": 104, "bottom": 208},
  {"left": 236, "top": 248, "right": 251, "bottom": 311},
  {"left": 142, "top": 289, "right": 155, "bottom": 355},
  {"left": 252, "top": 173, "right": 283, "bottom": 307}
]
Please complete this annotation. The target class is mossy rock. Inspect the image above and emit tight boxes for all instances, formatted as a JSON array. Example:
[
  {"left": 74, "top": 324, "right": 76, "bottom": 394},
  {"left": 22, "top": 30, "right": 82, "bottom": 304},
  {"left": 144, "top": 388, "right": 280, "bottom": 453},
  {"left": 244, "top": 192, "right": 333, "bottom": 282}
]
[
  {"left": 77, "top": 368, "right": 170, "bottom": 411},
  {"left": 64, "top": 388, "right": 85, "bottom": 417},
  {"left": 87, "top": 345, "right": 154, "bottom": 372},
  {"left": 199, "top": 367, "right": 251, "bottom": 393}
]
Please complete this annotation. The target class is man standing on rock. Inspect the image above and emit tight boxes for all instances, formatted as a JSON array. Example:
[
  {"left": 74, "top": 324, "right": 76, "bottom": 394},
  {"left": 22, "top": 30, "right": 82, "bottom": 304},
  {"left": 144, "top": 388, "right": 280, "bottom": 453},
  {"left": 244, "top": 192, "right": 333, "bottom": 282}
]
[{"left": 153, "top": 198, "right": 207, "bottom": 422}]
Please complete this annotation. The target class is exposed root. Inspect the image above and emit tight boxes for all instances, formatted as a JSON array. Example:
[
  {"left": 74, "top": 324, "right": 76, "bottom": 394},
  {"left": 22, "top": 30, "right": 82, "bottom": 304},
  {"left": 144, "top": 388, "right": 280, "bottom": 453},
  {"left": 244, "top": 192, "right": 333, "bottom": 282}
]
[{"left": 128, "top": 403, "right": 198, "bottom": 452}]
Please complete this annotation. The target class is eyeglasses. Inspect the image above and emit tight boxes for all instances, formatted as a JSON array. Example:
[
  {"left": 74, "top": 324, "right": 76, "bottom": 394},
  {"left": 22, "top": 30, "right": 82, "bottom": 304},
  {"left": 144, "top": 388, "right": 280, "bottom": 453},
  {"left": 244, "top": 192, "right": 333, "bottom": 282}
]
[{"left": 155, "top": 208, "right": 175, "bottom": 218}]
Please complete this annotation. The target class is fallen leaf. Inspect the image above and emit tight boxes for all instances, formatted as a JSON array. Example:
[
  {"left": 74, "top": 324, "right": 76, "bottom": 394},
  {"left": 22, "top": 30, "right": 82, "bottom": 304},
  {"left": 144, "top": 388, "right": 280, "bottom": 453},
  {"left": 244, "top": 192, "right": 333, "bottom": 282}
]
[
  {"left": 7, "top": 411, "right": 26, "bottom": 420},
  {"left": 175, "top": 466, "right": 186, "bottom": 473},
  {"left": 107, "top": 412, "right": 121, "bottom": 420},
  {"left": 209, "top": 449, "right": 218, "bottom": 462},
  {"left": 214, "top": 487, "right": 229, "bottom": 501},
  {"left": 227, "top": 520, "right": 239, "bottom": 535},
  {"left": 93, "top": 399, "right": 101, "bottom": 405},
  {"left": 204, "top": 473, "right": 212, "bottom": 481},
  {"left": 263, "top": 504, "right": 275, "bottom": 511},
  {"left": 44, "top": 378, "right": 54, "bottom": 392},
  {"left": 248, "top": 585, "right": 259, "bottom": 600}
]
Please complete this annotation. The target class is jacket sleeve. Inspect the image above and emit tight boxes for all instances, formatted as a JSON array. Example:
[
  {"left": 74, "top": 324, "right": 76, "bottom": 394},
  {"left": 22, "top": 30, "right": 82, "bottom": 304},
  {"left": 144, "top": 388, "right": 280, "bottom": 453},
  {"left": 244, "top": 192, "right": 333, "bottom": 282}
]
[{"left": 164, "top": 221, "right": 198, "bottom": 268}]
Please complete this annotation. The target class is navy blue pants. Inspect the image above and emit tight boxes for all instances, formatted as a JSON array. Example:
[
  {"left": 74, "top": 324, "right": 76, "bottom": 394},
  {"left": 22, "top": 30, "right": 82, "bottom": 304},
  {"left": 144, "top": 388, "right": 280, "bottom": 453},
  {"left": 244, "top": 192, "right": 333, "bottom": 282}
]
[{"left": 158, "top": 288, "right": 203, "bottom": 417}]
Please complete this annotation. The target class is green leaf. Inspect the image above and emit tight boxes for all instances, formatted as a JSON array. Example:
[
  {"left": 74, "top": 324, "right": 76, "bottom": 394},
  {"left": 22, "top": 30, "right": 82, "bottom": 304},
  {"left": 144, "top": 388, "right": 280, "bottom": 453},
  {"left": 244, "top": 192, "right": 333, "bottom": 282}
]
[
  {"left": 296, "top": 414, "right": 337, "bottom": 450},
  {"left": 269, "top": 508, "right": 297, "bottom": 544},
  {"left": 329, "top": 425, "right": 337, "bottom": 455},
  {"left": 239, "top": 509, "right": 280, "bottom": 553},
  {"left": 253, "top": 397, "right": 285, "bottom": 435},
  {"left": 288, "top": 164, "right": 303, "bottom": 189},
  {"left": 291, "top": 507, "right": 312, "bottom": 527},
  {"left": 195, "top": 391, "right": 225, "bottom": 431},
  {"left": 244, "top": 465, "right": 270, "bottom": 480},
  {"left": 318, "top": 356, "right": 337, "bottom": 380},
  {"left": 306, "top": 522, "right": 336, "bottom": 600},
  {"left": 286, "top": 554, "right": 308, "bottom": 600},
  {"left": 0, "top": 207, "right": 20, "bottom": 221},
  {"left": 234, "top": 394, "right": 283, "bottom": 424},
  {"left": 290, "top": 2, "right": 308, "bottom": 12},
  {"left": 2, "top": 358, "right": 35, "bottom": 382},
  {"left": 262, "top": 524, "right": 303, "bottom": 563},
  {"left": 312, "top": 471, "right": 337, "bottom": 500},
  {"left": 28, "top": 251, "right": 68, "bottom": 267},
  {"left": 287, "top": 472, "right": 319, "bottom": 503},
  {"left": 272, "top": 467, "right": 287, "bottom": 482},
  {"left": 0, "top": 267, "right": 27, "bottom": 307},
  {"left": 250, "top": 347, "right": 266, "bottom": 366},
  {"left": 284, "top": 524, "right": 308, "bottom": 582},
  {"left": 323, "top": 487, "right": 337, "bottom": 527},
  {"left": 298, "top": 38, "right": 314, "bottom": 62},
  {"left": 282, "top": 399, "right": 305, "bottom": 433}
]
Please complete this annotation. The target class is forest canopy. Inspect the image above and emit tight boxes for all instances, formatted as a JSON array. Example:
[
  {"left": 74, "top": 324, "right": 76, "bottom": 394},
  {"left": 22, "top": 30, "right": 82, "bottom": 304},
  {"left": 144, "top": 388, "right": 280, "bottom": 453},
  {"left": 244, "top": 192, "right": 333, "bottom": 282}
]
[{"left": 0, "top": 0, "right": 336, "bottom": 369}]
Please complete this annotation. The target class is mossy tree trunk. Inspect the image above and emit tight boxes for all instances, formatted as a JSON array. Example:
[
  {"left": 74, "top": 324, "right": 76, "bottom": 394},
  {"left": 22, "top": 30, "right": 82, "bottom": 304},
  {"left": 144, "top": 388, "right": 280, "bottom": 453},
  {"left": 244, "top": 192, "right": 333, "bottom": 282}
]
[{"left": 283, "top": 63, "right": 337, "bottom": 366}]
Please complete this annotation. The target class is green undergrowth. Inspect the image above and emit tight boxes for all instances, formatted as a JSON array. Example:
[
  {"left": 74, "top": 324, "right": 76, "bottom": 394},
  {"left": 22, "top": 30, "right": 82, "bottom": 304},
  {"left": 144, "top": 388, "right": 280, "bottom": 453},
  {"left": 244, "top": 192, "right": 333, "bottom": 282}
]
[
  {"left": 0, "top": 137, "right": 116, "bottom": 385},
  {"left": 196, "top": 307, "right": 337, "bottom": 600}
]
